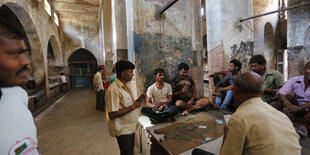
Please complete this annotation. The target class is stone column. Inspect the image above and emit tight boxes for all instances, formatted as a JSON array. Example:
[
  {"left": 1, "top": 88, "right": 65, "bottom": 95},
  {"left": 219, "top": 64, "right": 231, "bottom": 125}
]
[
  {"left": 191, "top": 0, "right": 204, "bottom": 98},
  {"left": 113, "top": 0, "right": 128, "bottom": 61},
  {"left": 103, "top": 0, "right": 114, "bottom": 76}
]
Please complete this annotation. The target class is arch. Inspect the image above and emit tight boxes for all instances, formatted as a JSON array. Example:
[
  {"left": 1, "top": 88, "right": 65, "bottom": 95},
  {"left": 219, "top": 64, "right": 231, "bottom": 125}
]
[
  {"left": 304, "top": 25, "right": 310, "bottom": 59},
  {"left": 0, "top": 3, "right": 45, "bottom": 88},
  {"left": 264, "top": 22, "right": 276, "bottom": 69},
  {"left": 48, "top": 35, "right": 63, "bottom": 66},
  {"left": 68, "top": 48, "right": 98, "bottom": 88}
]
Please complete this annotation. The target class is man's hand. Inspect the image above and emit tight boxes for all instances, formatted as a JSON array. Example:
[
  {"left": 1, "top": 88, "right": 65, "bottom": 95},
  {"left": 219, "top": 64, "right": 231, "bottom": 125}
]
[
  {"left": 133, "top": 94, "right": 146, "bottom": 108},
  {"left": 188, "top": 99, "right": 194, "bottom": 105},
  {"left": 158, "top": 105, "right": 164, "bottom": 111},
  {"left": 215, "top": 91, "right": 221, "bottom": 97},
  {"left": 285, "top": 101, "right": 301, "bottom": 113},
  {"left": 154, "top": 102, "right": 162, "bottom": 108}
]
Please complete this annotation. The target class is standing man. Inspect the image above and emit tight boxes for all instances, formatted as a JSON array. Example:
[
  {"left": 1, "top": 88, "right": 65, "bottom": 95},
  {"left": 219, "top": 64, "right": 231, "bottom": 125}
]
[
  {"left": 250, "top": 54, "right": 284, "bottom": 105},
  {"left": 60, "top": 73, "right": 67, "bottom": 92},
  {"left": 105, "top": 60, "right": 145, "bottom": 155},
  {"left": 220, "top": 72, "right": 301, "bottom": 154},
  {"left": 0, "top": 22, "right": 41, "bottom": 154},
  {"left": 172, "top": 63, "right": 210, "bottom": 115},
  {"left": 214, "top": 59, "right": 242, "bottom": 110},
  {"left": 93, "top": 67, "right": 105, "bottom": 111},
  {"left": 141, "top": 68, "right": 179, "bottom": 123},
  {"left": 273, "top": 62, "right": 310, "bottom": 138}
]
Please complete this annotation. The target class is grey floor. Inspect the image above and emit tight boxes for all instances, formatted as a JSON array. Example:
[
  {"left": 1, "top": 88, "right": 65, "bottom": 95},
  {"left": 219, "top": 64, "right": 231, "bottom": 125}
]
[{"left": 35, "top": 88, "right": 310, "bottom": 155}]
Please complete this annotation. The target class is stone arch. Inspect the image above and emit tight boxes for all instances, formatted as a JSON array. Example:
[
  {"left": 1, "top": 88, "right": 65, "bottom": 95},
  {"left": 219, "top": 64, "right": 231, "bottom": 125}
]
[
  {"left": 0, "top": 2, "right": 45, "bottom": 88},
  {"left": 68, "top": 48, "right": 98, "bottom": 89},
  {"left": 264, "top": 22, "right": 276, "bottom": 69},
  {"left": 304, "top": 25, "right": 310, "bottom": 59},
  {"left": 48, "top": 35, "right": 63, "bottom": 66}
]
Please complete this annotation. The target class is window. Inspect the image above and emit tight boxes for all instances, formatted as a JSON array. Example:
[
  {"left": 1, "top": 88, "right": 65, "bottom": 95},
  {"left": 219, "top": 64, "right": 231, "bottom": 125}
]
[
  {"left": 277, "top": 49, "right": 288, "bottom": 81},
  {"left": 54, "top": 12, "right": 59, "bottom": 26},
  {"left": 44, "top": 0, "right": 52, "bottom": 16}
]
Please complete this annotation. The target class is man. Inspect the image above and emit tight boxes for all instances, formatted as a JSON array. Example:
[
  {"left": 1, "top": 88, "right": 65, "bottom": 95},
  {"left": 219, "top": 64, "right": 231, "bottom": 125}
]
[
  {"left": 214, "top": 59, "right": 242, "bottom": 110},
  {"left": 273, "top": 62, "right": 310, "bottom": 138},
  {"left": 220, "top": 72, "right": 301, "bottom": 154},
  {"left": 141, "top": 68, "right": 178, "bottom": 123},
  {"left": 105, "top": 60, "right": 145, "bottom": 155},
  {"left": 0, "top": 22, "right": 41, "bottom": 154},
  {"left": 60, "top": 73, "right": 67, "bottom": 92},
  {"left": 250, "top": 54, "right": 284, "bottom": 105},
  {"left": 172, "top": 63, "right": 210, "bottom": 115},
  {"left": 93, "top": 67, "right": 105, "bottom": 111}
]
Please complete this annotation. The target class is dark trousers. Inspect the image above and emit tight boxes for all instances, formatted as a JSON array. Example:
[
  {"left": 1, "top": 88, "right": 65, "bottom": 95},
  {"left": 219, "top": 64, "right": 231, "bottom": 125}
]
[
  {"left": 96, "top": 90, "right": 105, "bottom": 111},
  {"left": 116, "top": 133, "right": 135, "bottom": 155},
  {"left": 273, "top": 94, "right": 310, "bottom": 130},
  {"left": 141, "top": 105, "right": 179, "bottom": 122},
  {"left": 60, "top": 83, "right": 67, "bottom": 92}
]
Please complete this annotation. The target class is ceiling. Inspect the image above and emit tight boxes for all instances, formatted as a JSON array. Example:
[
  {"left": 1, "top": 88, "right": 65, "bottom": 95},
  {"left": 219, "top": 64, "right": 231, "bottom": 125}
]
[{"left": 51, "top": 0, "right": 101, "bottom": 22}]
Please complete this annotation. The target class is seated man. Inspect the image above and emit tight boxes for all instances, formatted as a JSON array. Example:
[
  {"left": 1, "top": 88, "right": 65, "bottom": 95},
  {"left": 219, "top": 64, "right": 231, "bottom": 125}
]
[
  {"left": 171, "top": 63, "right": 210, "bottom": 115},
  {"left": 273, "top": 61, "right": 310, "bottom": 138},
  {"left": 250, "top": 54, "right": 284, "bottom": 105},
  {"left": 141, "top": 68, "right": 178, "bottom": 123},
  {"left": 214, "top": 59, "right": 242, "bottom": 110},
  {"left": 193, "top": 72, "right": 301, "bottom": 155}
]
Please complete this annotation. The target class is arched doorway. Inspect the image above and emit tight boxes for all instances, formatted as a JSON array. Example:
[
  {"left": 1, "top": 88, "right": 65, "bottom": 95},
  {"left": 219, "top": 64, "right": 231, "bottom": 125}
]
[
  {"left": 264, "top": 22, "right": 276, "bottom": 69},
  {"left": 68, "top": 48, "right": 97, "bottom": 89},
  {"left": 47, "top": 36, "right": 63, "bottom": 87}
]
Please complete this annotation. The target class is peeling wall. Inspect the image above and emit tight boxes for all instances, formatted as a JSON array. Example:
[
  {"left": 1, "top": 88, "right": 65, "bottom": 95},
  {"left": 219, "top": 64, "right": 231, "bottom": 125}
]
[
  {"left": 253, "top": 0, "right": 278, "bottom": 69},
  {"left": 206, "top": 0, "right": 254, "bottom": 73},
  {"left": 129, "top": 0, "right": 201, "bottom": 96},
  {"left": 287, "top": 0, "right": 310, "bottom": 77}
]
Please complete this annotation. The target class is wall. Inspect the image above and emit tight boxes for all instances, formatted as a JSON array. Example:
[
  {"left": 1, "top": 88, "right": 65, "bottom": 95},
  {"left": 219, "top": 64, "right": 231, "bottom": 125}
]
[
  {"left": 253, "top": 0, "right": 279, "bottom": 69},
  {"left": 128, "top": 0, "right": 204, "bottom": 97},
  {"left": 206, "top": 0, "right": 254, "bottom": 74},
  {"left": 287, "top": 0, "right": 310, "bottom": 77},
  {"left": 54, "top": 2, "right": 103, "bottom": 65}
]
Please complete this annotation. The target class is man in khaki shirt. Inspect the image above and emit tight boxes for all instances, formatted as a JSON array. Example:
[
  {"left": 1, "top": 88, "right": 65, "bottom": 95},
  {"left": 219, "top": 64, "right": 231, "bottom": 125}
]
[
  {"left": 93, "top": 67, "right": 104, "bottom": 111},
  {"left": 220, "top": 72, "right": 301, "bottom": 155},
  {"left": 105, "top": 60, "right": 145, "bottom": 155},
  {"left": 193, "top": 72, "right": 301, "bottom": 155}
]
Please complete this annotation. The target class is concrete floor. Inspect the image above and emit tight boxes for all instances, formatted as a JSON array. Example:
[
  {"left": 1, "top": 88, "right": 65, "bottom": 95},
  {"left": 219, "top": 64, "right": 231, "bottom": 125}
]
[
  {"left": 35, "top": 89, "right": 119, "bottom": 155},
  {"left": 35, "top": 88, "right": 310, "bottom": 155}
]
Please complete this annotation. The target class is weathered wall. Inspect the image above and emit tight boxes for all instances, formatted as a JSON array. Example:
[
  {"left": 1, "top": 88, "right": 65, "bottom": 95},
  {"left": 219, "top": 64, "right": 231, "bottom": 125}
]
[
  {"left": 0, "top": 0, "right": 62, "bottom": 98},
  {"left": 129, "top": 0, "right": 204, "bottom": 97},
  {"left": 206, "top": 0, "right": 254, "bottom": 74},
  {"left": 253, "top": 0, "right": 279, "bottom": 69},
  {"left": 287, "top": 0, "right": 310, "bottom": 77},
  {"left": 54, "top": 2, "right": 103, "bottom": 65}
]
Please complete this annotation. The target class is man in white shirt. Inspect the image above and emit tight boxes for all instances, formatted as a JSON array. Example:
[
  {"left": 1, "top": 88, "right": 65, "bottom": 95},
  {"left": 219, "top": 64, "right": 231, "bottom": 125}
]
[
  {"left": 141, "top": 68, "right": 178, "bottom": 123},
  {"left": 0, "top": 21, "right": 41, "bottom": 154},
  {"left": 93, "top": 67, "right": 105, "bottom": 111},
  {"left": 60, "top": 73, "right": 67, "bottom": 92},
  {"left": 105, "top": 60, "right": 145, "bottom": 155}
]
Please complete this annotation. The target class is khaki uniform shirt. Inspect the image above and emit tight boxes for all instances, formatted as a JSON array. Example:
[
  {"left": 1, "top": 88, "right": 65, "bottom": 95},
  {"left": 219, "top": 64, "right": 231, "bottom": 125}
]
[
  {"left": 105, "top": 78, "right": 138, "bottom": 137},
  {"left": 93, "top": 71, "right": 103, "bottom": 92},
  {"left": 262, "top": 69, "right": 284, "bottom": 105},
  {"left": 220, "top": 97, "right": 301, "bottom": 155}
]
